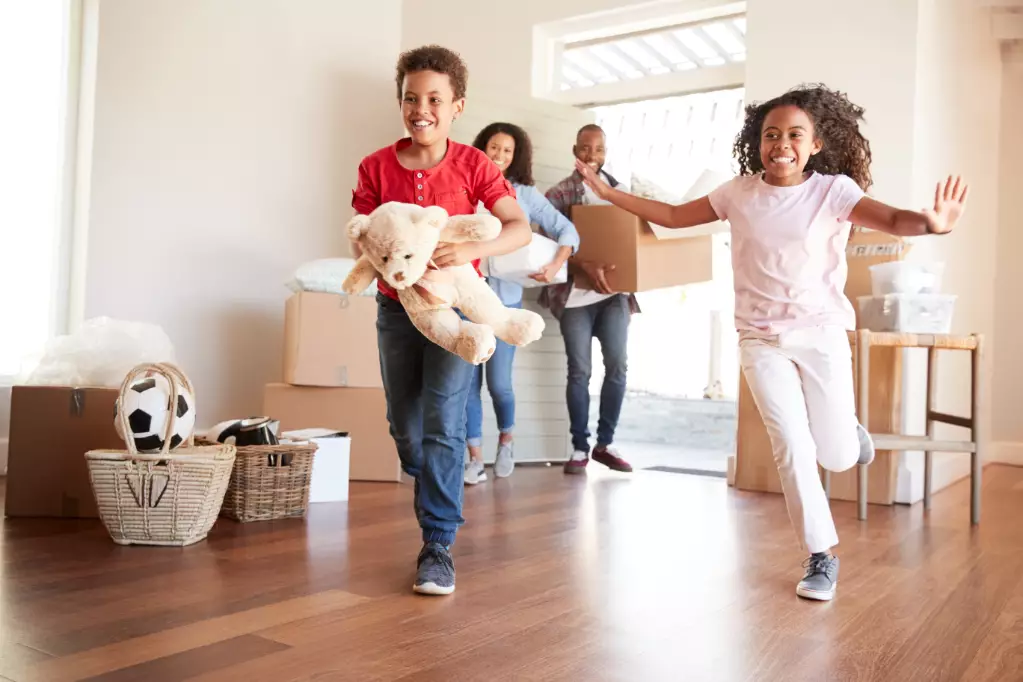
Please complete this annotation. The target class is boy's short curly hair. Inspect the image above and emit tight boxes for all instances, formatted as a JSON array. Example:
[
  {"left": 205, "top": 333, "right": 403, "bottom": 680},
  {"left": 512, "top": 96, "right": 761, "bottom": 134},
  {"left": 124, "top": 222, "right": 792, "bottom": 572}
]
[
  {"left": 395, "top": 45, "right": 468, "bottom": 101},
  {"left": 733, "top": 83, "right": 874, "bottom": 191}
]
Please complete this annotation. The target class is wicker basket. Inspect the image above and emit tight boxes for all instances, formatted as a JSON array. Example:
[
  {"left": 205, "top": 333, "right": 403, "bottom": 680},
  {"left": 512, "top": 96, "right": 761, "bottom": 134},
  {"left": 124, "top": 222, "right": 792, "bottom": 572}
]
[
  {"left": 86, "top": 363, "right": 235, "bottom": 547},
  {"left": 213, "top": 441, "right": 318, "bottom": 523}
]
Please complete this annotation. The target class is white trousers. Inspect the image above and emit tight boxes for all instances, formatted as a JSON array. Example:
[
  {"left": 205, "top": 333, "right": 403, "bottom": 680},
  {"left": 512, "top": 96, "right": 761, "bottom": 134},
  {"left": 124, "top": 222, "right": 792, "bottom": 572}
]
[{"left": 739, "top": 325, "right": 860, "bottom": 554}]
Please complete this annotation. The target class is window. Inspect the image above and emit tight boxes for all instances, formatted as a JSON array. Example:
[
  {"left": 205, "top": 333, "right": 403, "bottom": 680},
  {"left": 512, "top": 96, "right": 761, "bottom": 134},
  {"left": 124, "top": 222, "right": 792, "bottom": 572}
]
[{"left": 0, "top": 2, "right": 78, "bottom": 378}]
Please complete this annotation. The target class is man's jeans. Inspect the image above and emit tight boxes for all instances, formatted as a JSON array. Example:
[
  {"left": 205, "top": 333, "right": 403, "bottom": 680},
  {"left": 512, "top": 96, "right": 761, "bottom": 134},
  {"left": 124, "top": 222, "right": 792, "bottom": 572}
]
[{"left": 559, "top": 294, "right": 630, "bottom": 453}]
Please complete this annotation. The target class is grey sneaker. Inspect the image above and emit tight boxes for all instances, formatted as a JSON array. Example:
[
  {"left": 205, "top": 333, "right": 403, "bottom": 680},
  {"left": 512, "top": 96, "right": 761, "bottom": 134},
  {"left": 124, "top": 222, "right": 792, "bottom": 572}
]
[
  {"left": 413, "top": 542, "right": 455, "bottom": 595},
  {"left": 494, "top": 442, "right": 515, "bottom": 478},
  {"left": 857, "top": 423, "right": 875, "bottom": 465},
  {"left": 796, "top": 554, "right": 839, "bottom": 601},
  {"left": 463, "top": 458, "right": 487, "bottom": 485}
]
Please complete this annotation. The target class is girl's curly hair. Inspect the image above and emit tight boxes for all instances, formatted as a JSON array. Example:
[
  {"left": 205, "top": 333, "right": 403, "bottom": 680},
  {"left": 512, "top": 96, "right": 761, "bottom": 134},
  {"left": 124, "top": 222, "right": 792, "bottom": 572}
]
[
  {"left": 733, "top": 84, "right": 873, "bottom": 191},
  {"left": 472, "top": 122, "right": 534, "bottom": 186}
]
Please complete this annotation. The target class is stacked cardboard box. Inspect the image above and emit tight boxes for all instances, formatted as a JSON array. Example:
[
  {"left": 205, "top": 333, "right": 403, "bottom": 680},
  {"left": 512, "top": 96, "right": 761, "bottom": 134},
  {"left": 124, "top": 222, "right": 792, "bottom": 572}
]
[{"left": 267, "top": 291, "right": 401, "bottom": 483}]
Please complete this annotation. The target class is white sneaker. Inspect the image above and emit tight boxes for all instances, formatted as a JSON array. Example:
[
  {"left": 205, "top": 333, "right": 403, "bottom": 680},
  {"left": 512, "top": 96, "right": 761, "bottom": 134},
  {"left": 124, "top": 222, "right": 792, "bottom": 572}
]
[
  {"left": 856, "top": 423, "right": 875, "bottom": 465},
  {"left": 494, "top": 442, "right": 515, "bottom": 478},
  {"left": 464, "top": 459, "right": 487, "bottom": 485}
]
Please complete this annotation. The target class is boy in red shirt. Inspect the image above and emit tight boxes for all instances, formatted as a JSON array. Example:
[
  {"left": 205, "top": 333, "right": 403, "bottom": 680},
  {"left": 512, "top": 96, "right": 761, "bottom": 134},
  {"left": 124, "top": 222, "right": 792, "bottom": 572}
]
[{"left": 351, "top": 45, "right": 531, "bottom": 595}]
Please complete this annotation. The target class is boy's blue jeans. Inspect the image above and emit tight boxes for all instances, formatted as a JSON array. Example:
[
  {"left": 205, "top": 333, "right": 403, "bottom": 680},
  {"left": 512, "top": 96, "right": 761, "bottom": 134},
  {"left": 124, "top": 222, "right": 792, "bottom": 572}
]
[
  {"left": 464, "top": 302, "right": 520, "bottom": 447},
  {"left": 376, "top": 293, "right": 473, "bottom": 547}
]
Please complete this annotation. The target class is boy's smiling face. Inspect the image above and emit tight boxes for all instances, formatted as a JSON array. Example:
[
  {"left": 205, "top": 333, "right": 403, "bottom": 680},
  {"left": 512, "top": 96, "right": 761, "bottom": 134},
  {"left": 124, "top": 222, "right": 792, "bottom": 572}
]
[{"left": 401, "top": 70, "right": 464, "bottom": 147}]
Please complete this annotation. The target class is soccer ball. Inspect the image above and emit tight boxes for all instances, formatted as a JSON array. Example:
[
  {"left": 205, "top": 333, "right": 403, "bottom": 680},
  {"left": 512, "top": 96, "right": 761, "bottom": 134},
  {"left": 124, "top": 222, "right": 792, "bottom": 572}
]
[{"left": 114, "top": 373, "right": 196, "bottom": 453}]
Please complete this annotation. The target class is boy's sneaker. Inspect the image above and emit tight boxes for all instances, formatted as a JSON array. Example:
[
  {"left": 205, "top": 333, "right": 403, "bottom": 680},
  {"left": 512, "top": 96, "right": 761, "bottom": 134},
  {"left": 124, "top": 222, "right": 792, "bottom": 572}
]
[
  {"left": 494, "top": 442, "right": 515, "bottom": 478},
  {"left": 856, "top": 423, "right": 875, "bottom": 465},
  {"left": 413, "top": 542, "right": 456, "bottom": 595},
  {"left": 796, "top": 553, "right": 839, "bottom": 601},
  {"left": 463, "top": 459, "right": 487, "bottom": 485},
  {"left": 563, "top": 450, "right": 589, "bottom": 475},
  {"left": 591, "top": 445, "right": 633, "bottom": 472}
]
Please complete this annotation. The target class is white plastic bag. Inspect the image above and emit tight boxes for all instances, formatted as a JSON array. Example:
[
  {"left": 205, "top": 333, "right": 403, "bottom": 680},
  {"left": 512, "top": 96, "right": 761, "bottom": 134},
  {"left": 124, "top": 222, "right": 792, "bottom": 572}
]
[
  {"left": 286, "top": 258, "right": 376, "bottom": 296},
  {"left": 19, "top": 317, "right": 176, "bottom": 388},
  {"left": 488, "top": 233, "right": 567, "bottom": 288}
]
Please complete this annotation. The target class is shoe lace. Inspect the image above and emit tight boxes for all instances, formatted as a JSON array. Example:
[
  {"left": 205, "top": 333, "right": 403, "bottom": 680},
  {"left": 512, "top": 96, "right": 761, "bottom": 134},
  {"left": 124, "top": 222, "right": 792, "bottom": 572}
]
[
  {"left": 420, "top": 543, "right": 454, "bottom": 571},
  {"left": 802, "top": 555, "right": 834, "bottom": 582}
]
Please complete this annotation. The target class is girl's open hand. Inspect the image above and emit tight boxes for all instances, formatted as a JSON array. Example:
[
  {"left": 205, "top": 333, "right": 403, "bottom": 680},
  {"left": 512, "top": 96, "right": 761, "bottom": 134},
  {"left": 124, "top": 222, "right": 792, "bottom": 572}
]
[
  {"left": 575, "top": 159, "right": 613, "bottom": 201},
  {"left": 923, "top": 175, "right": 969, "bottom": 235}
]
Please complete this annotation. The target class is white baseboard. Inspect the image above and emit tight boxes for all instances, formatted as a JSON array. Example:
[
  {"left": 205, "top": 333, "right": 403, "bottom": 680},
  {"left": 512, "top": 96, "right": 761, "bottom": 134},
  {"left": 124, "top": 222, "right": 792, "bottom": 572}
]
[{"left": 992, "top": 441, "right": 1023, "bottom": 466}]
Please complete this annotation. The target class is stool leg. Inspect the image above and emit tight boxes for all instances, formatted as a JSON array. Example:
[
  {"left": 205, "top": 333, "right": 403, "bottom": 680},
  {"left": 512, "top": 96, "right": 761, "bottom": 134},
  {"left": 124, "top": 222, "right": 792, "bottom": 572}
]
[
  {"left": 856, "top": 331, "right": 871, "bottom": 521},
  {"left": 924, "top": 347, "right": 937, "bottom": 511},
  {"left": 971, "top": 336, "right": 985, "bottom": 525}
]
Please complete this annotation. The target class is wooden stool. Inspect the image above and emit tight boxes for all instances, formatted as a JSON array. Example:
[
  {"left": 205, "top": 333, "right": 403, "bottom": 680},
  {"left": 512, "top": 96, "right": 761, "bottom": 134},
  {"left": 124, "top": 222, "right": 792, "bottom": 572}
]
[{"left": 845, "top": 330, "right": 985, "bottom": 523}]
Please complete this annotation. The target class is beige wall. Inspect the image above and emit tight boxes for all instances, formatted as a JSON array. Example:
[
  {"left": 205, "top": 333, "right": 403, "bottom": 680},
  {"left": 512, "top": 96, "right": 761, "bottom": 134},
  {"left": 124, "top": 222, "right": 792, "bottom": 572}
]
[
  {"left": 81, "top": 0, "right": 402, "bottom": 424},
  {"left": 994, "top": 59, "right": 1023, "bottom": 463}
]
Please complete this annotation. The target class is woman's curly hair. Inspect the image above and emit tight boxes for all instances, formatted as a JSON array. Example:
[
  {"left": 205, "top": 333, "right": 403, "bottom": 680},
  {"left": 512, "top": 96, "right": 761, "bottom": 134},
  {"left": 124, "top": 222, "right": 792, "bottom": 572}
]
[
  {"left": 472, "top": 122, "right": 535, "bottom": 186},
  {"left": 733, "top": 84, "right": 873, "bottom": 191}
]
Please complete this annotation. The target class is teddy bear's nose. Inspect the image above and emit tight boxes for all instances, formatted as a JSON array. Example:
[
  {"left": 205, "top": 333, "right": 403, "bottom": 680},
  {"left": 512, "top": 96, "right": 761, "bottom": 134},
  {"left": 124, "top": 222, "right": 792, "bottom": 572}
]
[{"left": 394, "top": 271, "right": 405, "bottom": 282}]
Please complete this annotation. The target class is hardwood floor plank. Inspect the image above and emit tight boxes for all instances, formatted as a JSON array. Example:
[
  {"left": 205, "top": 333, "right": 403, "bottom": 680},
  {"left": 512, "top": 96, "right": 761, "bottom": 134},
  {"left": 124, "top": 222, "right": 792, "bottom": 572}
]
[
  {"left": 80, "top": 634, "right": 289, "bottom": 682},
  {"left": 959, "top": 582, "right": 1023, "bottom": 681},
  {"left": 24, "top": 590, "right": 367, "bottom": 682}
]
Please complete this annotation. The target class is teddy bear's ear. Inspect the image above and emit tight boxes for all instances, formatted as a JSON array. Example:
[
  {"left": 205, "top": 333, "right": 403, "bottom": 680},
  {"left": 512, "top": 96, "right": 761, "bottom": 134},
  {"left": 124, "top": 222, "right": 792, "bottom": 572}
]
[
  {"left": 346, "top": 214, "right": 371, "bottom": 240},
  {"left": 420, "top": 205, "right": 449, "bottom": 230}
]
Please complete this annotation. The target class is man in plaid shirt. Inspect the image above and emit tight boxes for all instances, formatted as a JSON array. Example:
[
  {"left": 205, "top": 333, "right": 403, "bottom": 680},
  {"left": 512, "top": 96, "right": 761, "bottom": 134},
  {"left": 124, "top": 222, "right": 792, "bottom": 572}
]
[{"left": 540, "top": 124, "right": 640, "bottom": 476}]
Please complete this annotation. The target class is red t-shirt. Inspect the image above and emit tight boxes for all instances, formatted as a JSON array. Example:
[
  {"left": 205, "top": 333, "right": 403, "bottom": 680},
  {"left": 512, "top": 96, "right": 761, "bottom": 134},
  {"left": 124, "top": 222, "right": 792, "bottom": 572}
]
[{"left": 351, "top": 138, "right": 516, "bottom": 300}]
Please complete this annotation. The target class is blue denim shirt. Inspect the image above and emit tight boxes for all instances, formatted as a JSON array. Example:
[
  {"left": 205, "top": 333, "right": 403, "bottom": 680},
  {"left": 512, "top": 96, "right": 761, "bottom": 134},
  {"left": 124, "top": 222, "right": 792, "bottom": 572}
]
[{"left": 485, "top": 183, "right": 580, "bottom": 305}]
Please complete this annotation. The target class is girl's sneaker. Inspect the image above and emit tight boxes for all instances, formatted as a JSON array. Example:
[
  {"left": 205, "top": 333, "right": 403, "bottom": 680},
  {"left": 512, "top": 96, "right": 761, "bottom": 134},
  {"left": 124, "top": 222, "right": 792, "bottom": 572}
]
[
  {"left": 494, "top": 442, "right": 515, "bottom": 478},
  {"left": 464, "top": 459, "right": 487, "bottom": 485},
  {"left": 856, "top": 423, "right": 875, "bottom": 465},
  {"left": 796, "top": 554, "right": 839, "bottom": 601}
]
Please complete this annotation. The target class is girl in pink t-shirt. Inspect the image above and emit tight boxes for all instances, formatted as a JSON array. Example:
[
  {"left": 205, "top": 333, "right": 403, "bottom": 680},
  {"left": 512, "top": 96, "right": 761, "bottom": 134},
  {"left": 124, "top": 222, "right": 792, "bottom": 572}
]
[{"left": 577, "top": 84, "right": 968, "bottom": 602}]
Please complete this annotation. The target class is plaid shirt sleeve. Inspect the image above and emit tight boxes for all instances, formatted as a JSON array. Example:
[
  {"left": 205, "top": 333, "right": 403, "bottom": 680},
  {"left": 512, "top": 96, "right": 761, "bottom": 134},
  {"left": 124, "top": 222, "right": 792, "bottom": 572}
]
[{"left": 544, "top": 176, "right": 578, "bottom": 221}]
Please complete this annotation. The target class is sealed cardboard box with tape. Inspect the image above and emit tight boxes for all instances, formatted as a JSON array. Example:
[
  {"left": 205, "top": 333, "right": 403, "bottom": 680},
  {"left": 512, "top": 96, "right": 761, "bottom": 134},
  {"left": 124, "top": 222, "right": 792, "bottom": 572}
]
[
  {"left": 283, "top": 292, "right": 381, "bottom": 388},
  {"left": 734, "top": 227, "right": 908, "bottom": 504},
  {"left": 5, "top": 386, "right": 123, "bottom": 518}
]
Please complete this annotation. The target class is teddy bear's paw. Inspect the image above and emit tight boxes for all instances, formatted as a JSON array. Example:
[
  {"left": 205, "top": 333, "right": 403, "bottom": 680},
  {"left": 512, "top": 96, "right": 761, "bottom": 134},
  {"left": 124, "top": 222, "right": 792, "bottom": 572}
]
[
  {"left": 500, "top": 310, "right": 545, "bottom": 347},
  {"left": 456, "top": 325, "right": 497, "bottom": 365}
]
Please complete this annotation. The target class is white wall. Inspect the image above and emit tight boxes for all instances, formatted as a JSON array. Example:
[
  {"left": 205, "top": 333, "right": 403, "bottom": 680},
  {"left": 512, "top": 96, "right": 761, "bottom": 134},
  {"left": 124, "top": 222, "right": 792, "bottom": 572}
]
[
  {"left": 901, "top": 0, "right": 1003, "bottom": 496},
  {"left": 993, "top": 53, "right": 1023, "bottom": 465},
  {"left": 81, "top": 0, "right": 402, "bottom": 423}
]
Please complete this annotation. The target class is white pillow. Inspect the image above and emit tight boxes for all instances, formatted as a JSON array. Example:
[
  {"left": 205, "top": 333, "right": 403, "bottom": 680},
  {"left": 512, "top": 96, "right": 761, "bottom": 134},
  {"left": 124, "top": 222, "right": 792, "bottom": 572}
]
[{"left": 286, "top": 258, "right": 376, "bottom": 296}]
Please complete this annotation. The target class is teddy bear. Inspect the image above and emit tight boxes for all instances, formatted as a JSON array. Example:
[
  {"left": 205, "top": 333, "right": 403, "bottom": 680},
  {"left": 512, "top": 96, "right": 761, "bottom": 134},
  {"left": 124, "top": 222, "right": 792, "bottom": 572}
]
[{"left": 342, "top": 202, "right": 546, "bottom": 365}]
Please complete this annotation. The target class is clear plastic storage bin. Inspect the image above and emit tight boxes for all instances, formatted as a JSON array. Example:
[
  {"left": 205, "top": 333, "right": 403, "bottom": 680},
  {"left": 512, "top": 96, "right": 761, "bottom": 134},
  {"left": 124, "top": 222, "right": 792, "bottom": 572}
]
[
  {"left": 869, "top": 261, "right": 945, "bottom": 296},
  {"left": 857, "top": 294, "right": 956, "bottom": 334}
]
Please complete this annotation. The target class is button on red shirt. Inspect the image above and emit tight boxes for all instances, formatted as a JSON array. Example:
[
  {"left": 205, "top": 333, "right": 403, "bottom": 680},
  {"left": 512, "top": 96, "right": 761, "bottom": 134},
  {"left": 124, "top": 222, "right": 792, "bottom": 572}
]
[{"left": 351, "top": 138, "right": 516, "bottom": 301}]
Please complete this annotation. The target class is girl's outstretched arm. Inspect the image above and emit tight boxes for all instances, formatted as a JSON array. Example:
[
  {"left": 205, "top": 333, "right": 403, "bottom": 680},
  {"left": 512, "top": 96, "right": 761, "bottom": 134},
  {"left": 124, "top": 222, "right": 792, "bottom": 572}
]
[
  {"left": 575, "top": 159, "right": 720, "bottom": 229},
  {"left": 850, "top": 175, "right": 969, "bottom": 237}
]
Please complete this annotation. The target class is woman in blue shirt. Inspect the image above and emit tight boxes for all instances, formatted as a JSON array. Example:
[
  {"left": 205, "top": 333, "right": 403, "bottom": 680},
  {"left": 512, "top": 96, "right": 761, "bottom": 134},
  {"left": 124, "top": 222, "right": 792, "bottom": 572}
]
[{"left": 464, "top": 122, "right": 580, "bottom": 484}]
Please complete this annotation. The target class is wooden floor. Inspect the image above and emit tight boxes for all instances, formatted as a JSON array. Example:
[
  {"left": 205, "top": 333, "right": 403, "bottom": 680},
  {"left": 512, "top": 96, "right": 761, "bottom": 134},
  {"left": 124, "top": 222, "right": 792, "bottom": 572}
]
[{"left": 2, "top": 464, "right": 1023, "bottom": 682}]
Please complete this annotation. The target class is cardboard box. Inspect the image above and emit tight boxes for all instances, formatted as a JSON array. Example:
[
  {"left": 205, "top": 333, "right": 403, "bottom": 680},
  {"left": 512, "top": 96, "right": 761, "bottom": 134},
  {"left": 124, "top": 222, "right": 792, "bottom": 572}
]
[
  {"left": 263, "top": 383, "right": 401, "bottom": 482},
  {"left": 5, "top": 386, "right": 123, "bottom": 518},
  {"left": 734, "top": 228, "right": 908, "bottom": 504},
  {"left": 282, "top": 429, "right": 350, "bottom": 503},
  {"left": 284, "top": 292, "right": 381, "bottom": 388},
  {"left": 570, "top": 205, "right": 713, "bottom": 293}
]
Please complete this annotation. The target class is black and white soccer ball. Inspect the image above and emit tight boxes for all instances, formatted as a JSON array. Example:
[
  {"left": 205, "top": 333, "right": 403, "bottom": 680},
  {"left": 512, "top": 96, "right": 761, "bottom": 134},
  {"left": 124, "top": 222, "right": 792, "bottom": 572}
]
[{"left": 114, "top": 374, "right": 196, "bottom": 453}]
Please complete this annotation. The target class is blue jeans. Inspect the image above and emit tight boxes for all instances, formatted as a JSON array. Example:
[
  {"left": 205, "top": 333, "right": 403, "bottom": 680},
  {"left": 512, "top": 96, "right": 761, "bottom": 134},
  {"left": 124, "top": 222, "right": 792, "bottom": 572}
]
[
  {"left": 464, "top": 302, "right": 520, "bottom": 447},
  {"left": 376, "top": 293, "right": 474, "bottom": 546},
  {"left": 560, "top": 294, "right": 630, "bottom": 453}
]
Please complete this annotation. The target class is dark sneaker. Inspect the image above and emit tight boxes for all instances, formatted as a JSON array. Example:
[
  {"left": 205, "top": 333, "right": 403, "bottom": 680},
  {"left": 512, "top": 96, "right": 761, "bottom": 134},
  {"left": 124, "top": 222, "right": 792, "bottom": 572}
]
[
  {"left": 857, "top": 423, "right": 875, "bottom": 465},
  {"left": 796, "top": 554, "right": 839, "bottom": 601},
  {"left": 563, "top": 451, "right": 589, "bottom": 475},
  {"left": 591, "top": 445, "right": 633, "bottom": 472},
  {"left": 413, "top": 542, "right": 455, "bottom": 596}
]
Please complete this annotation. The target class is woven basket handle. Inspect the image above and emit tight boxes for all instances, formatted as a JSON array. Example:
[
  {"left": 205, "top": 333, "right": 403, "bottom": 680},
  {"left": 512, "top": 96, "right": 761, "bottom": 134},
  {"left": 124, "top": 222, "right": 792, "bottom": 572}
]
[{"left": 116, "top": 362, "right": 192, "bottom": 456}]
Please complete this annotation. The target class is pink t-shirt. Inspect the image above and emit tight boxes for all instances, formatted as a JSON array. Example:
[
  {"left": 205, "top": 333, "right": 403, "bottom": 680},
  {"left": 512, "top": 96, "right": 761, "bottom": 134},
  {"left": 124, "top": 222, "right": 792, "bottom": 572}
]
[{"left": 709, "top": 172, "right": 865, "bottom": 333}]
